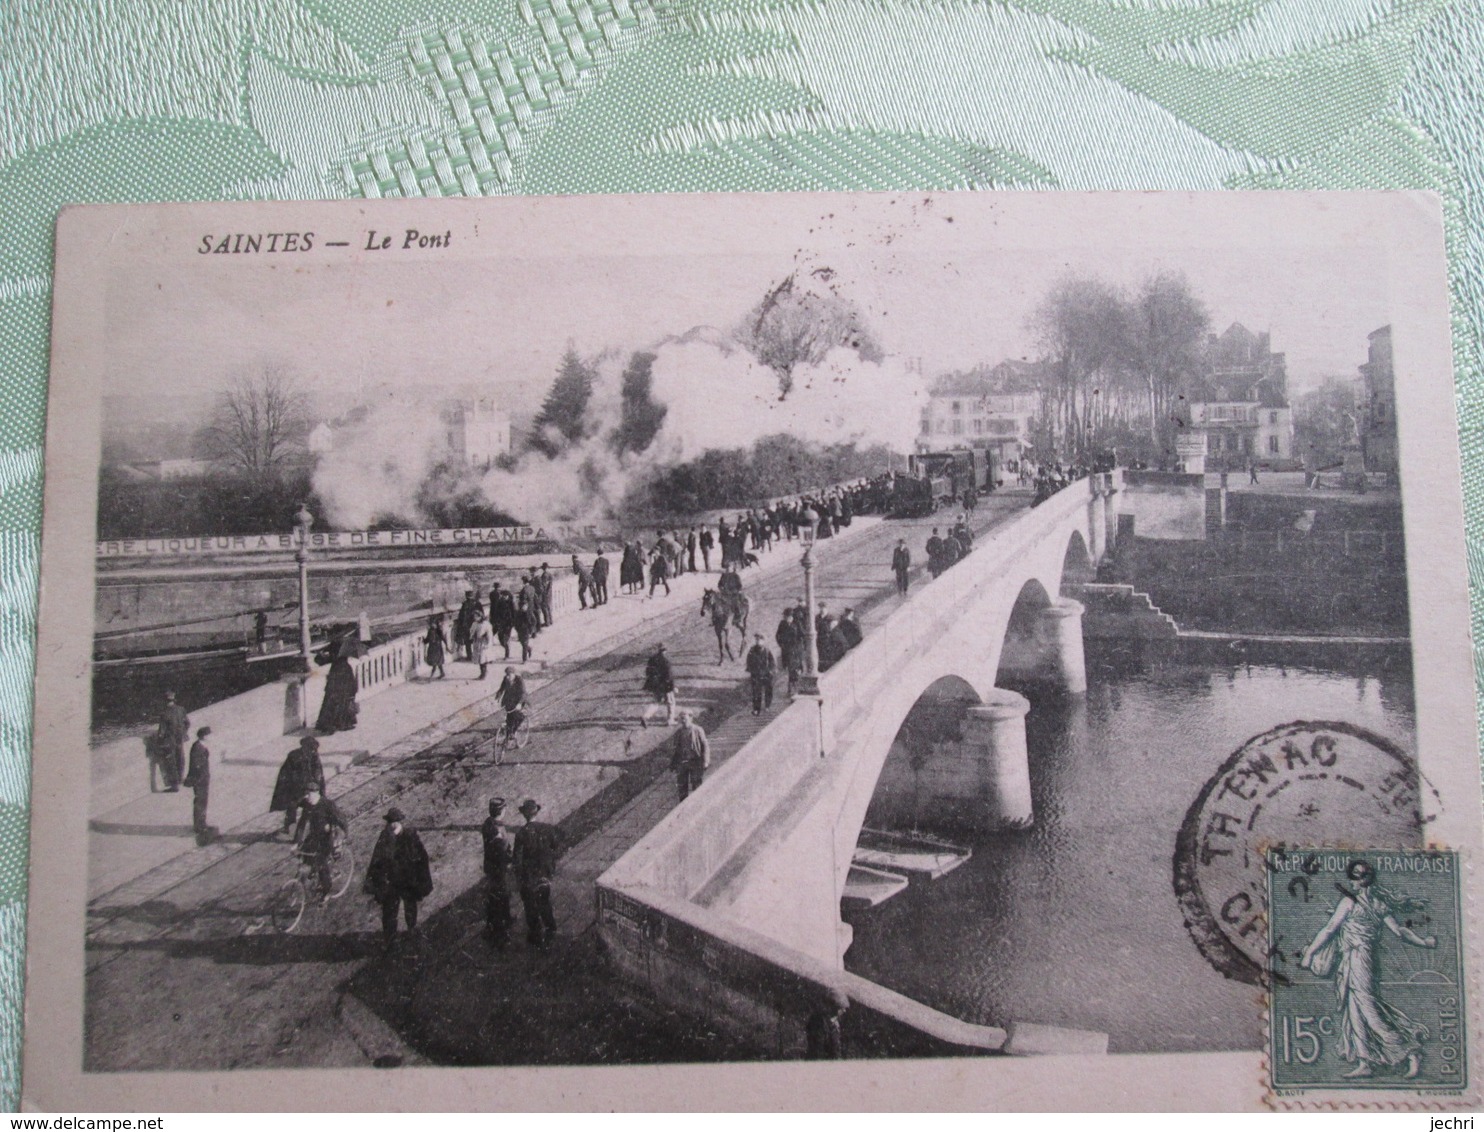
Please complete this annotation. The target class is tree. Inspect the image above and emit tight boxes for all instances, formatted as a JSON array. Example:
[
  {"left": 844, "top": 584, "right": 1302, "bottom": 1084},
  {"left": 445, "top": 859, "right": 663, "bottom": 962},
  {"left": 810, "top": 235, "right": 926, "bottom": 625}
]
[
  {"left": 736, "top": 272, "right": 883, "bottom": 399},
  {"left": 613, "top": 351, "right": 668, "bottom": 455},
  {"left": 1029, "top": 276, "right": 1129, "bottom": 459},
  {"left": 1294, "top": 376, "right": 1360, "bottom": 468},
  {"left": 529, "top": 346, "right": 597, "bottom": 457},
  {"left": 208, "top": 363, "right": 308, "bottom": 480},
  {"left": 1124, "top": 272, "right": 1210, "bottom": 450}
]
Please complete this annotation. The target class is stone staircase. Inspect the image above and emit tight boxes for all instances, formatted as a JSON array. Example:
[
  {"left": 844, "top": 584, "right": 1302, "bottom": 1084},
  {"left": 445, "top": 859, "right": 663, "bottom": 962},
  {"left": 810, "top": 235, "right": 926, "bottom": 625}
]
[{"left": 1072, "top": 582, "right": 1180, "bottom": 640}]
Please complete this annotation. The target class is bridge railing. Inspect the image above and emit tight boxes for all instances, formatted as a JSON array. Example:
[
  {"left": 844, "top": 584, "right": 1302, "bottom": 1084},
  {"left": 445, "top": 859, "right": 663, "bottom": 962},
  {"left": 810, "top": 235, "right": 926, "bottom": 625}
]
[{"left": 597, "top": 475, "right": 1110, "bottom": 1055}]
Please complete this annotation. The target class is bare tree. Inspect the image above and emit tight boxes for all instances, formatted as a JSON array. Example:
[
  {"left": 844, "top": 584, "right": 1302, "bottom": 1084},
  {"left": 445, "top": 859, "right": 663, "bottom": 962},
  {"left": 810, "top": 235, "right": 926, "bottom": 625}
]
[
  {"left": 1125, "top": 272, "right": 1210, "bottom": 449},
  {"left": 209, "top": 363, "right": 308, "bottom": 479},
  {"left": 1030, "top": 276, "right": 1128, "bottom": 458}
]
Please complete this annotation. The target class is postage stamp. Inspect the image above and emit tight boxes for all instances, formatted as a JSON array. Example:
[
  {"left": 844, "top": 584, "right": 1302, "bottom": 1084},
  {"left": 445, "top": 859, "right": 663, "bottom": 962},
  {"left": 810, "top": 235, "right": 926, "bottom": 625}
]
[{"left": 1266, "top": 847, "right": 1467, "bottom": 1097}]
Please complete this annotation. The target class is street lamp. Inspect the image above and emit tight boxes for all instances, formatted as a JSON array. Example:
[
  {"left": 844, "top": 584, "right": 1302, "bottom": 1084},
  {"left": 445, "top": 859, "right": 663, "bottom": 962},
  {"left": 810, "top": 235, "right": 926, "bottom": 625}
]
[
  {"left": 798, "top": 505, "right": 820, "bottom": 696},
  {"left": 294, "top": 502, "right": 314, "bottom": 673}
]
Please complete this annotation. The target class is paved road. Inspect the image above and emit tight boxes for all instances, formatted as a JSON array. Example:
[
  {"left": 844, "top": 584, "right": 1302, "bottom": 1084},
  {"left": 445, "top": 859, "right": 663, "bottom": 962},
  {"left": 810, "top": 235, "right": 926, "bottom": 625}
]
[{"left": 84, "top": 493, "right": 1030, "bottom": 1071}]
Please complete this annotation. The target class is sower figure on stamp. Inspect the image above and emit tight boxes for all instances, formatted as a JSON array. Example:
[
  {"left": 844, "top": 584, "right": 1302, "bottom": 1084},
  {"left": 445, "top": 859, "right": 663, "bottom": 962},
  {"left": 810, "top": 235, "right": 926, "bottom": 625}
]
[
  {"left": 182, "top": 726, "right": 215, "bottom": 845},
  {"left": 512, "top": 799, "right": 562, "bottom": 948},
  {"left": 481, "top": 797, "right": 514, "bottom": 951},
  {"left": 670, "top": 710, "right": 710, "bottom": 802},
  {"left": 365, "top": 807, "right": 433, "bottom": 952},
  {"left": 1300, "top": 859, "right": 1437, "bottom": 1079},
  {"left": 154, "top": 690, "right": 190, "bottom": 792},
  {"left": 271, "top": 736, "right": 326, "bottom": 837}
]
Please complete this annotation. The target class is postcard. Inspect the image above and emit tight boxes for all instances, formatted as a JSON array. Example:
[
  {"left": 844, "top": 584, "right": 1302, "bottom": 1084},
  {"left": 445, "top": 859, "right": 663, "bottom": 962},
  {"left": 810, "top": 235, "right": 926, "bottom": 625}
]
[{"left": 21, "top": 191, "right": 1480, "bottom": 1110}]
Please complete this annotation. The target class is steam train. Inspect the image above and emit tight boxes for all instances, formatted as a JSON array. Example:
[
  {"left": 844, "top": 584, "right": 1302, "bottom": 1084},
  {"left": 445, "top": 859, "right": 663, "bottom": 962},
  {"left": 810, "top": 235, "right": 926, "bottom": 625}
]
[{"left": 888, "top": 449, "right": 994, "bottom": 517}]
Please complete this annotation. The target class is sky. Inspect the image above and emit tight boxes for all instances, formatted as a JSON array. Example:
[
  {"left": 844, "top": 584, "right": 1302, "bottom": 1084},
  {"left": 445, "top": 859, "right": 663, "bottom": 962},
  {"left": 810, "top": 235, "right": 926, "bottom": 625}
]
[{"left": 103, "top": 193, "right": 1399, "bottom": 425}]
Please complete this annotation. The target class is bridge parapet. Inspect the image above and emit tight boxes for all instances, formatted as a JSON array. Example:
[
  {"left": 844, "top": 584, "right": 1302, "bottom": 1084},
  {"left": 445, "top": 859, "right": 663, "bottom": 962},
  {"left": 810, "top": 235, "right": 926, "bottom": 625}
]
[{"left": 597, "top": 474, "right": 1118, "bottom": 1053}]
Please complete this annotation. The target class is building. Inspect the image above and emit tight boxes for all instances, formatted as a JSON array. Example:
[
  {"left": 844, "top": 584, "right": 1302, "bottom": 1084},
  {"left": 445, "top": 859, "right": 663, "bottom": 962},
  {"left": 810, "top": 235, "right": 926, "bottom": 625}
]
[
  {"left": 1188, "top": 323, "right": 1294, "bottom": 466},
  {"left": 441, "top": 400, "right": 512, "bottom": 469},
  {"left": 918, "top": 359, "right": 1044, "bottom": 464},
  {"left": 1356, "top": 325, "right": 1397, "bottom": 476}
]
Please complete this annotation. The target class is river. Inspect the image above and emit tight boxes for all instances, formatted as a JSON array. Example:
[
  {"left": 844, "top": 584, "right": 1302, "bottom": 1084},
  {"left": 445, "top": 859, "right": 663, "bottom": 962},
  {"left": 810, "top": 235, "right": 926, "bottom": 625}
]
[{"left": 842, "top": 640, "right": 1416, "bottom": 1053}]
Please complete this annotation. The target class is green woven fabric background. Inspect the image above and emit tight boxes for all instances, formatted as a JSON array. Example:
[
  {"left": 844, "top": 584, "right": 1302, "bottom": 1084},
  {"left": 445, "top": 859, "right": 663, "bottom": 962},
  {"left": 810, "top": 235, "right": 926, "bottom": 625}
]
[{"left": 1, "top": 0, "right": 1481, "bottom": 1107}]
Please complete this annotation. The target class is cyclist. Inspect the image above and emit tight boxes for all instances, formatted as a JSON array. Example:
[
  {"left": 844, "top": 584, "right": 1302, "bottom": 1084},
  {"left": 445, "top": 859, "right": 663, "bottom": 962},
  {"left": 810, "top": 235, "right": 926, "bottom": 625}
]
[
  {"left": 294, "top": 787, "right": 347, "bottom": 902},
  {"left": 495, "top": 666, "right": 529, "bottom": 745}
]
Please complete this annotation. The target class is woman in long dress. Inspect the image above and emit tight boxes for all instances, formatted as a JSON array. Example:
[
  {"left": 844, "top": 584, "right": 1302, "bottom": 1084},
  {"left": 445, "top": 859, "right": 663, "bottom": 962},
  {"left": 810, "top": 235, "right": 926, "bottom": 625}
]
[
  {"left": 1300, "top": 859, "right": 1437, "bottom": 1078},
  {"left": 620, "top": 541, "right": 643, "bottom": 593},
  {"left": 315, "top": 649, "right": 360, "bottom": 734},
  {"left": 423, "top": 614, "right": 448, "bottom": 679}
]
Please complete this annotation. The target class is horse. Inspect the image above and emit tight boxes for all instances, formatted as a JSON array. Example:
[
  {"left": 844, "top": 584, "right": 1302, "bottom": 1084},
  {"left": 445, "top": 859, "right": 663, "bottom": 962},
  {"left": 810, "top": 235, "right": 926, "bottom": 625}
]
[{"left": 701, "top": 589, "right": 750, "bottom": 663}]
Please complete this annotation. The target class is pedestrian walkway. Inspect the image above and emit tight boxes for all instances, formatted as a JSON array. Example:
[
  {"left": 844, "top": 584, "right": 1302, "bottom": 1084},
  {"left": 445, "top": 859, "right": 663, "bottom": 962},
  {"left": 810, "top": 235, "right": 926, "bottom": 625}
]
[{"left": 88, "top": 519, "right": 884, "bottom": 904}]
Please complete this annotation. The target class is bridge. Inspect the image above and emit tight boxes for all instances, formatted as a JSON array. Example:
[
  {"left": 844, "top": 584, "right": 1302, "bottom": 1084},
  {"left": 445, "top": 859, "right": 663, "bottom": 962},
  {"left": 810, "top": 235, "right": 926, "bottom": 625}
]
[{"left": 597, "top": 473, "right": 1121, "bottom": 1058}]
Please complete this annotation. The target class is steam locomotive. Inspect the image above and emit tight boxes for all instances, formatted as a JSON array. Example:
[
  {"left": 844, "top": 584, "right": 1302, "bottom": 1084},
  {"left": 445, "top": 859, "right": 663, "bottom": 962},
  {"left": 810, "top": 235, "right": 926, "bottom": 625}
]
[{"left": 888, "top": 449, "right": 994, "bottom": 517}]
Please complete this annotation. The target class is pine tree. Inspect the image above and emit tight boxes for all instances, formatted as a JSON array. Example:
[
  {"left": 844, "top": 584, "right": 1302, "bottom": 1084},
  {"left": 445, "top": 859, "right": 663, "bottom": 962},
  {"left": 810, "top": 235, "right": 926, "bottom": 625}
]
[{"left": 530, "top": 346, "right": 596, "bottom": 457}]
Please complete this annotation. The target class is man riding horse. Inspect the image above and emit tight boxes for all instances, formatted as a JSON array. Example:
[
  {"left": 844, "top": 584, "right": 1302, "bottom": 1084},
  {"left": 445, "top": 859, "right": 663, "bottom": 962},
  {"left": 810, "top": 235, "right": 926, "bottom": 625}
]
[{"left": 701, "top": 582, "right": 750, "bottom": 664}]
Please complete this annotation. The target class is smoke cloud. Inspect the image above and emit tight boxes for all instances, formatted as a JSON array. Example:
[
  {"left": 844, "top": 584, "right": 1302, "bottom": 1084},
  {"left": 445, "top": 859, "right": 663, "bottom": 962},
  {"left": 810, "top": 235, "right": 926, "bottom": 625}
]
[{"left": 312, "top": 271, "right": 926, "bottom": 529}]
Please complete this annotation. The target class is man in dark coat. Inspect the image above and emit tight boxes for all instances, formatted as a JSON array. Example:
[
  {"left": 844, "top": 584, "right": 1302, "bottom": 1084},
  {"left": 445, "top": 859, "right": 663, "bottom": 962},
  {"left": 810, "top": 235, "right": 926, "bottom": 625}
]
[
  {"left": 837, "top": 608, "right": 864, "bottom": 651},
  {"left": 489, "top": 583, "right": 516, "bottom": 659},
  {"left": 454, "top": 591, "right": 479, "bottom": 659},
  {"left": 182, "top": 726, "right": 214, "bottom": 844},
  {"left": 640, "top": 642, "right": 676, "bottom": 727},
  {"left": 365, "top": 806, "right": 433, "bottom": 949},
  {"left": 481, "top": 797, "right": 513, "bottom": 950},
  {"left": 647, "top": 547, "right": 671, "bottom": 597},
  {"left": 926, "top": 529, "right": 945, "bottom": 578},
  {"left": 154, "top": 690, "right": 190, "bottom": 792},
  {"left": 686, "top": 528, "right": 698, "bottom": 573},
  {"left": 776, "top": 611, "right": 802, "bottom": 698},
  {"left": 517, "top": 575, "right": 539, "bottom": 637},
  {"left": 698, "top": 526, "right": 714, "bottom": 572},
  {"left": 511, "top": 799, "right": 562, "bottom": 947},
  {"left": 513, "top": 602, "right": 535, "bottom": 663},
  {"left": 571, "top": 555, "right": 594, "bottom": 610},
  {"left": 271, "top": 736, "right": 326, "bottom": 836},
  {"left": 591, "top": 548, "right": 610, "bottom": 606},
  {"left": 295, "top": 786, "right": 347, "bottom": 900},
  {"left": 745, "top": 633, "right": 777, "bottom": 715},
  {"left": 536, "top": 564, "right": 554, "bottom": 628},
  {"left": 892, "top": 538, "right": 911, "bottom": 595}
]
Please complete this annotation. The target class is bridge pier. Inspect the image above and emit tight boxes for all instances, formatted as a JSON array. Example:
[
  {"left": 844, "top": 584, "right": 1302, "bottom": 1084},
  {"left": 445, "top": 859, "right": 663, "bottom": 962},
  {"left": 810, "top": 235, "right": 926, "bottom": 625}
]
[
  {"left": 960, "top": 691, "right": 1034, "bottom": 829},
  {"left": 1087, "top": 495, "right": 1107, "bottom": 562},
  {"left": 1102, "top": 478, "right": 1119, "bottom": 556},
  {"left": 1038, "top": 598, "right": 1087, "bottom": 694}
]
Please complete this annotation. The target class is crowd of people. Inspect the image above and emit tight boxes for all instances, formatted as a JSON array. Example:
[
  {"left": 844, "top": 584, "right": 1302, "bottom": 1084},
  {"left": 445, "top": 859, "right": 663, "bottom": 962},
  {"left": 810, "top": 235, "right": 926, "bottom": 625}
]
[{"left": 410, "top": 476, "right": 897, "bottom": 680}]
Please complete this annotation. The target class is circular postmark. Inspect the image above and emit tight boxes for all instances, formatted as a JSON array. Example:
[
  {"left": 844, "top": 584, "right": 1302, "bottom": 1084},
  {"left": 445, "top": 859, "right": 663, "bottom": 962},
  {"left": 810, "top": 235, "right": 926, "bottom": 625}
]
[{"left": 1173, "top": 720, "right": 1439, "bottom": 986}]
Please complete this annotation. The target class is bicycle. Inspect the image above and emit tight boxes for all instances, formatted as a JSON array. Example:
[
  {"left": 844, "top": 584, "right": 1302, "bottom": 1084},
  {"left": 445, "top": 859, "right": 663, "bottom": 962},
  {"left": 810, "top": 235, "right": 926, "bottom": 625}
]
[
  {"left": 269, "top": 832, "right": 355, "bottom": 934},
  {"left": 494, "top": 705, "right": 532, "bottom": 762}
]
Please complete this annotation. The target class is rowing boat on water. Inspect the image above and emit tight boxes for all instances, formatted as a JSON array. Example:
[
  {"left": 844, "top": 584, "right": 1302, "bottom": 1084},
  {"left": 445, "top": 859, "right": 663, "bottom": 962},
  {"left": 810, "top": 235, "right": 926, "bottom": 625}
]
[{"left": 852, "top": 826, "right": 972, "bottom": 880}]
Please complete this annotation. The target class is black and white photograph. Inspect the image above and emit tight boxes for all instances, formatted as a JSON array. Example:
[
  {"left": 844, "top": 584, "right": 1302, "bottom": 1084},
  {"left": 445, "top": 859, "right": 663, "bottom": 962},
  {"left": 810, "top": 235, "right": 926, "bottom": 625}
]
[{"left": 22, "top": 192, "right": 1482, "bottom": 1109}]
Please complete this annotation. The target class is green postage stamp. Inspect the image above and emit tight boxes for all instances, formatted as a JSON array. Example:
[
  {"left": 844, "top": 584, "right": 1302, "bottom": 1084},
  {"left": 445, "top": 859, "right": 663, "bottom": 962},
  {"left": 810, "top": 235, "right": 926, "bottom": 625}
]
[{"left": 1267, "top": 848, "right": 1467, "bottom": 1097}]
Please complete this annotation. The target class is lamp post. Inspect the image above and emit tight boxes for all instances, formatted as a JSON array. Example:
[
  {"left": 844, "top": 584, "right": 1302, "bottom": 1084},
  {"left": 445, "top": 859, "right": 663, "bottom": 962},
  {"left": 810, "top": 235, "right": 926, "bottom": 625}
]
[
  {"left": 294, "top": 502, "right": 314, "bottom": 674},
  {"left": 798, "top": 506, "right": 820, "bottom": 696}
]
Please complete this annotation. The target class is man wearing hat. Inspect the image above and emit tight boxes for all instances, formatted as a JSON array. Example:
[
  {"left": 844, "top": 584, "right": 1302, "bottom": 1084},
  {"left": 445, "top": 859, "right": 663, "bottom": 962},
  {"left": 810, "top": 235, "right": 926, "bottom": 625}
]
[
  {"left": 669, "top": 709, "right": 711, "bottom": 802},
  {"left": 480, "top": 798, "right": 514, "bottom": 950},
  {"left": 153, "top": 689, "right": 191, "bottom": 792},
  {"left": 591, "top": 546, "right": 610, "bottom": 606},
  {"left": 365, "top": 806, "right": 433, "bottom": 949},
  {"left": 891, "top": 537, "right": 912, "bottom": 595},
  {"left": 744, "top": 632, "right": 777, "bottom": 715},
  {"left": 182, "top": 725, "right": 214, "bottom": 844},
  {"left": 295, "top": 786, "right": 347, "bottom": 901},
  {"left": 271, "top": 735, "right": 326, "bottom": 837},
  {"left": 511, "top": 799, "right": 562, "bottom": 947},
  {"left": 838, "top": 607, "right": 863, "bottom": 651},
  {"left": 640, "top": 641, "right": 676, "bottom": 727}
]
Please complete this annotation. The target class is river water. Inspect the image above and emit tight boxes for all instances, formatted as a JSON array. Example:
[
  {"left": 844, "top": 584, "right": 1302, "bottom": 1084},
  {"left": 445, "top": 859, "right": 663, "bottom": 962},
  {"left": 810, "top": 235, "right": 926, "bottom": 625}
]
[{"left": 842, "top": 641, "right": 1416, "bottom": 1053}]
